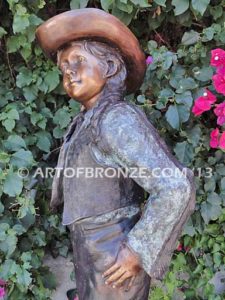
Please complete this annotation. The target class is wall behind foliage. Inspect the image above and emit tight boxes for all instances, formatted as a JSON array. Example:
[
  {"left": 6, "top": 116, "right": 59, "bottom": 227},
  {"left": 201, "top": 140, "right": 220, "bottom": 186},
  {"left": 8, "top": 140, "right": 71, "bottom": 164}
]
[{"left": 0, "top": 0, "right": 225, "bottom": 299}]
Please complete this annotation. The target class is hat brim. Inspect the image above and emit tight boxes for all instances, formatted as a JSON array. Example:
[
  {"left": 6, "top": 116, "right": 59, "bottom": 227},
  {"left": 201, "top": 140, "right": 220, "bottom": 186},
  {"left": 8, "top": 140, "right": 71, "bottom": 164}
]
[{"left": 35, "top": 8, "right": 146, "bottom": 94}]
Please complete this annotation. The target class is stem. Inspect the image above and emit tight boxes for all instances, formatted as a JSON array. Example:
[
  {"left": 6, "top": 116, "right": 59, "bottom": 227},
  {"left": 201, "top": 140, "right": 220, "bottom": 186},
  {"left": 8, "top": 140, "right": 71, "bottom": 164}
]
[
  {"left": 192, "top": 22, "right": 205, "bottom": 28},
  {"left": 7, "top": 283, "right": 15, "bottom": 297},
  {"left": 154, "top": 30, "right": 171, "bottom": 49},
  {"left": 4, "top": 36, "right": 15, "bottom": 85}
]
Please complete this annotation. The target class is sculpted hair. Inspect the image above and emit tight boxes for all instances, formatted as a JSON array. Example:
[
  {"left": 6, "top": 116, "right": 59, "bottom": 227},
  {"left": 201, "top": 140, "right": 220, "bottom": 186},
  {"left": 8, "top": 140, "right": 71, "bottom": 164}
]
[{"left": 57, "top": 39, "right": 127, "bottom": 95}]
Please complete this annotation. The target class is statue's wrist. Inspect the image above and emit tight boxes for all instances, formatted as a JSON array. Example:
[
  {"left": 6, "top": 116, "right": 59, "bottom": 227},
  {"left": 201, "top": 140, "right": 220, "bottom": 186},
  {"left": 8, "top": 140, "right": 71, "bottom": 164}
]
[{"left": 121, "top": 239, "right": 143, "bottom": 267}]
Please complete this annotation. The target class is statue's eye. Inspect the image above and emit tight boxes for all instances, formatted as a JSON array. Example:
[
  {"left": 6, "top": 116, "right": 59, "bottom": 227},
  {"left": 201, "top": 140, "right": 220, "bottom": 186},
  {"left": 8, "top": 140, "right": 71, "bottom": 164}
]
[
  {"left": 61, "top": 62, "right": 68, "bottom": 72},
  {"left": 78, "top": 56, "right": 85, "bottom": 63}
]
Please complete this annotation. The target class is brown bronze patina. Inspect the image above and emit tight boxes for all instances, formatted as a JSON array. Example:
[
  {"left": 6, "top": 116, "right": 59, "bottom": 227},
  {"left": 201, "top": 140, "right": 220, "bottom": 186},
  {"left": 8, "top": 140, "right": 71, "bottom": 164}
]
[
  {"left": 36, "top": 8, "right": 196, "bottom": 300},
  {"left": 35, "top": 8, "right": 146, "bottom": 94}
]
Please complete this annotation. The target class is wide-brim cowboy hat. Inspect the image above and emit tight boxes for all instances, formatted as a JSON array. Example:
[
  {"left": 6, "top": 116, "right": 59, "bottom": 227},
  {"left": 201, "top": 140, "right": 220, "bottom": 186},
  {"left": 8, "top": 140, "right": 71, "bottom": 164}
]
[{"left": 35, "top": 8, "right": 146, "bottom": 94}]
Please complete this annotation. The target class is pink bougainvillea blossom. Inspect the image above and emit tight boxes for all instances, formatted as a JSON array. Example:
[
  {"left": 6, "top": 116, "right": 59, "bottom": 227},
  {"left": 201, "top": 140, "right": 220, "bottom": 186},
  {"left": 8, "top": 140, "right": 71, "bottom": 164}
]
[
  {"left": 214, "top": 102, "right": 225, "bottom": 125},
  {"left": 193, "top": 48, "right": 225, "bottom": 151},
  {"left": 176, "top": 243, "right": 183, "bottom": 251},
  {"left": 0, "top": 287, "right": 5, "bottom": 298},
  {"left": 210, "top": 128, "right": 225, "bottom": 150},
  {"left": 192, "top": 89, "right": 217, "bottom": 116},
  {"left": 212, "top": 67, "right": 225, "bottom": 96},
  {"left": 202, "top": 89, "right": 217, "bottom": 104},
  {"left": 219, "top": 132, "right": 225, "bottom": 149},
  {"left": 210, "top": 48, "right": 225, "bottom": 68},
  {"left": 146, "top": 56, "right": 153, "bottom": 65},
  {"left": 210, "top": 128, "right": 220, "bottom": 148},
  {"left": 192, "top": 97, "right": 211, "bottom": 116},
  {"left": 0, "top": 280, "right": 6, "bottom": 287}
]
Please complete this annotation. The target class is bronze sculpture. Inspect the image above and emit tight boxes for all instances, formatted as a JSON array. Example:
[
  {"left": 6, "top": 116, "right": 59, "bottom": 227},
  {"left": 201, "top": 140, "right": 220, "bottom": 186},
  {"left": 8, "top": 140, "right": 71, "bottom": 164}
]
[{"left": 36, "top": 8, "right": 196, "bottom": 300}]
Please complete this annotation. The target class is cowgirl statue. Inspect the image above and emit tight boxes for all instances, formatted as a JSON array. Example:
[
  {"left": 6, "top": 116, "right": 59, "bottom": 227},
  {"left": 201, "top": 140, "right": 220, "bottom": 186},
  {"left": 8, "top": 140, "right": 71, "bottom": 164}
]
[{"left": 36, "top": 8, "right": 195, "bottom": 300}]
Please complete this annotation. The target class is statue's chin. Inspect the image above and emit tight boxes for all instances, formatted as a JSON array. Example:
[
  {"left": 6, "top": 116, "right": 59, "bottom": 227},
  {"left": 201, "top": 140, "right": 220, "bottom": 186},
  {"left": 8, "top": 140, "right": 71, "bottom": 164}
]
[{"left": 65, "top": 87, "right": 80, "bottom": 100}]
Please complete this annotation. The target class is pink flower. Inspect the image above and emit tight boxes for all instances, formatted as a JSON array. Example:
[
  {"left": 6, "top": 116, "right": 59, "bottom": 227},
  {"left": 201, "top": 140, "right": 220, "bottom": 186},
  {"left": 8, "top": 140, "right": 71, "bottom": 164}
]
[
  {"left": 219, "top": 132, "right": 225, "bottom": 149},
  {"left": 202, "top": 89, "right": 217, "bottom": 104},
  {"left": 74, "top": 297, "right": 79, "bottom": 300},
  {"left": 192, "top": 90, "right": 217, "bottom": 116},
  {"left": 0, "top": 287, "right": 5, "bottom": 298},
  {"left": 146, "top": 56, "right": 153, "bottom": 65},
  {"left": 0, "top": 280, "right": 6, "bottom": 287},
  {"left": 192, "top": 97, "right": 211, "bottom": 116},
  {"left": 176, "top": 243, "right": 183, "bottom": 251},
  {"left": 214, "top": 102, "right": 225, "bottom": 125},
  {"left": 210, "top": 128, "right": 220, "bottom": 148},
  {"left": 212, "top": 67, "right": 225, "bottom": 96},
  {"left": 210, "top": 48, "right": 225, "bottom": 68}
]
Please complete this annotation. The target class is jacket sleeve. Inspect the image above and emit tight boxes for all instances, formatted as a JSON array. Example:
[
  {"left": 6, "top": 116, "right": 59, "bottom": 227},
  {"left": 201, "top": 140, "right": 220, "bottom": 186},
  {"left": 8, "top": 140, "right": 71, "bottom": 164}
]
[{"left": 98, "top": 103, "right": 196, "bottom": 280}]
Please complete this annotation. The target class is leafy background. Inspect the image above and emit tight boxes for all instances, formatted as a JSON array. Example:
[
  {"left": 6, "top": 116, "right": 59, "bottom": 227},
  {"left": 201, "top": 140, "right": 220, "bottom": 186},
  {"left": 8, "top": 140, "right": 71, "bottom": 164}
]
[{"left": 0, "top": 0, "right": 225, "bottom": 299}]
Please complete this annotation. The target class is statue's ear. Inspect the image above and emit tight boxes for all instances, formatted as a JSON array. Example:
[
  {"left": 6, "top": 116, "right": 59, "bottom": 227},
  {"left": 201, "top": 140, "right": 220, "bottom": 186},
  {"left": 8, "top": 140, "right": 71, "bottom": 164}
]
[{"left": 103, "top": 58, "right": 119, "bottom": 78}]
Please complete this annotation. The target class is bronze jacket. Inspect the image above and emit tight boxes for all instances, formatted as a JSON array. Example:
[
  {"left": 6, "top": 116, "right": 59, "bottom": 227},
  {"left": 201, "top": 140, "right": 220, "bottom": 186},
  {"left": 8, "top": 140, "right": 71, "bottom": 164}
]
[{"left": 50, "top": 99, "right": 196, "bottom": 280}]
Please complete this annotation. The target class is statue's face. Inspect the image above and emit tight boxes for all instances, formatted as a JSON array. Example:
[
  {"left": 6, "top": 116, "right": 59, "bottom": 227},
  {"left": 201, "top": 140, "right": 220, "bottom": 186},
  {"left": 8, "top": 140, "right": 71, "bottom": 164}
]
[{"left": 58, "top": 44, "right": 107, "bottom": 104}]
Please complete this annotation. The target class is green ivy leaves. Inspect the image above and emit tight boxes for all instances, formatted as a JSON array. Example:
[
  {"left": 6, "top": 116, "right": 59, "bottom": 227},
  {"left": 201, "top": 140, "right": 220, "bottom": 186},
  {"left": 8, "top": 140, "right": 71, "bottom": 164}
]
[
  {"left": 154, "top": 0, "right": 167, "bottom": 7},
  {"left": 182, "top": 30, "right": 200, "bottom": 46},
  {"left": 53, "top": 107, "right": 72, "bottom": 129},
  {"left": 201, "top": 193, "right": 222, "bottom": 224},
  {"left": 16, "top": 68, "right": 33, "bottom": 88},
  {"left": 166, "top": 104, "right": 189, "bottom": 130},
  {"left": 70, "top": 0, "right": 89, "bottom": 9},
  {"left": 3, "top": 169, "right": 23, "bottom": 197},
  {"left": 172, "top": 0, "right": 210, "bottom": 16},
  {"left": 11, "top": 149, "right": 34, "bottom": 168},
  {"left": 6, "top": 1, "right": 42, "bottom": 60},
  {"left": 5, "top": 135, "right": 27, "bottom": 152},
  {"left": 35, "top": 131, "right": 51, "bottom": 152},
  {"left": 0, "top": 27, "right": 7, "bottom": 38},
  {"left": 130, "top": 0, "right": 150, "bottom": 7},
  {"left": 16, "top": 66, "right": 60, "bottom": 94},
  {"left": 164, "top": 91, "right": 193, "bottom": 130},
  {"left": 172, "top": 0, "right": 189, "bottom": 16},
  {"left": 0, "top": 107, "right": 20, "bottom": 132},
  {"left": 44, "top": 69, "right": 60, "bottom": 93},
  {"left": 0, "top": 257, "right": 32, "bottom": 290},
  {"left": 100, "top": 0, "right": 114, "bottom": 11},
  {"left": 13, "top": 5, "right": 30, "bottom": 33},
  {"left": 192, "top": 0, "right": 210, "bottom": 16}
]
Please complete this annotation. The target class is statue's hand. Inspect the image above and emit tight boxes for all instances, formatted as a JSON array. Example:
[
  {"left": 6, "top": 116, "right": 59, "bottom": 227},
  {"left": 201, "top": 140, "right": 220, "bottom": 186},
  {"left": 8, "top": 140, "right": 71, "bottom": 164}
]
[{"left": 102, "top": 242, "right": 142, "bottom": 290}]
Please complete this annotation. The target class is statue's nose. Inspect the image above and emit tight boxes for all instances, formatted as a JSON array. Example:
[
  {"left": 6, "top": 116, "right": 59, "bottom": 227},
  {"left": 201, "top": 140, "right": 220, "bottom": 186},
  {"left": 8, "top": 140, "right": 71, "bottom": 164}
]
[
  {"left": 65, "top": 68, "right": 79, "bottom": 82},
  {"left": 65, "top": 68, "right": 76, "bottom": 76}
]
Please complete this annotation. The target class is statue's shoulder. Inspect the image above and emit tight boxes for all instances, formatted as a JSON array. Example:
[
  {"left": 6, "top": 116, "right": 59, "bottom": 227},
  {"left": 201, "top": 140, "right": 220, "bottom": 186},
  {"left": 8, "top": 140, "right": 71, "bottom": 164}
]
[
  {"left": 97, "top": 101, "right": 150, "bottom": 148},
  {"left": 100, "top": 101, "right": 145, "bottom": 126}
]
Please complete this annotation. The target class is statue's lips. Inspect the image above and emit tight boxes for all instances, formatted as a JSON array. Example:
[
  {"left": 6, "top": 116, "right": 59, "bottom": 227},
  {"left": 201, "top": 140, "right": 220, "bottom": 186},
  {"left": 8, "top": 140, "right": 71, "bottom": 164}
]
[{"left": 68, "top": 80, "right": 81, "bottom": 88}]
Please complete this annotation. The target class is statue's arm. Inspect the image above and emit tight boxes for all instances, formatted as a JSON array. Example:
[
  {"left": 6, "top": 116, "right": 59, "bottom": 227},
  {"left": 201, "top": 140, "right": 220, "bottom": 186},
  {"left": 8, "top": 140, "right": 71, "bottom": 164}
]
[
  {"left": 50, "top": 114, "right": 81, "bottom": 210},
  {"left": 99, "top": 103, "right": 196, "bottom": 280},
  {"left": 50, "top": 146, "right": 65, "bottom": 210}
]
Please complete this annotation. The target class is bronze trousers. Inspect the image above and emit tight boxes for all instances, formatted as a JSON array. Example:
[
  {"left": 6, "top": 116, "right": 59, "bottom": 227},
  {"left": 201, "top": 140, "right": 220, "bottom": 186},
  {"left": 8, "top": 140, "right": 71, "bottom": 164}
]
[{"left": 69, "top": 213, "right": 150, "bottom": 300}]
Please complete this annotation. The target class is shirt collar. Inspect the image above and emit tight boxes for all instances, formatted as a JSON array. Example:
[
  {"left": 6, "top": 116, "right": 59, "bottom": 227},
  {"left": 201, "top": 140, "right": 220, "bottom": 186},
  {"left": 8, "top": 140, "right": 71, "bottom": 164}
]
[{"left": 81, "top": 97, "right": 101, "bottom": 126}]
